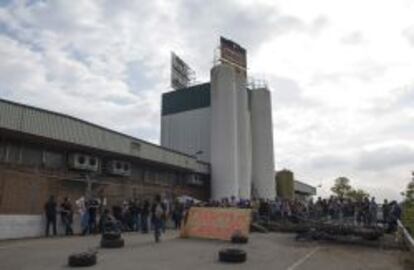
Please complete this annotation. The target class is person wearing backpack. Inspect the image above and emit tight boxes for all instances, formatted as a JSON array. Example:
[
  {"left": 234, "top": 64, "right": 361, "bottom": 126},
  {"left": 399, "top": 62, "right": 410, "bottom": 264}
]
[{"left": 151, "top": 194, "right": 166, "bottom": 242}]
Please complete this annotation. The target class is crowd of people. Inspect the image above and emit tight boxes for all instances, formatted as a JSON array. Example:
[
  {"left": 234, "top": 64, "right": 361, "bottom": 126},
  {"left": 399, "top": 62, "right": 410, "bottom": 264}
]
[
  {"left": 44, "top": 194, "right": 404, "bottom": 240},
  {"left": 254, "top": 196, "right": 402, "bottom": 232},
  {"left": 43, "top": 194, "right": 189, "bottom": 241}
]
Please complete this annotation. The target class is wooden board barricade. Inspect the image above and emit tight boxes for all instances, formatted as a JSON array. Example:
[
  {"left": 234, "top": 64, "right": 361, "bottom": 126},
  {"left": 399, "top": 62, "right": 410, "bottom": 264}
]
[{"left": 180, "top": 207, "right": 251, "bottom": 241}]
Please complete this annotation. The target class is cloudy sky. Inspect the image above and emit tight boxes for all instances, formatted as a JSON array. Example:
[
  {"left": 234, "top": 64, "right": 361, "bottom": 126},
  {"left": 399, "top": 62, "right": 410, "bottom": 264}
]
[{"left": 1, "top": 0, "right": 414, "bottom": 200}]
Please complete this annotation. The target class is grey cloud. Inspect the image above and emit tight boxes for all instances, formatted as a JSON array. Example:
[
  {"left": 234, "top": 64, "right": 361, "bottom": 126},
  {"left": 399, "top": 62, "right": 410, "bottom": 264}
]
[
  {"left": 393, "top": 85, "right": 414, "bottom": 108},
  {"left": 356, "top": 145, "right": 414, "bottom": 171},
  {"left": 403, "top": 26, "right": 414, "bottom": 47},
  {"left": 367, "top": 84, "right": 414, "bottom": 114},
  {"left": 341, "top": 31, "right": 364, "bottom": 45},
  {"left": 310, "top": 154, "right": 352, "bottom": 170},
  {"left": 310, "top": 16, "right": 329, "bottom": 35},
  {"left": 270, "top": 76, "right": 319, "bottom": 107},
  {"left": 310, "top": 63, "right": 387, "bottom": 85},
  {"left": 174, "top": 0, "right": 327, "bottom": 76},
  {"left": 0, "top": 1, "right": 165, "bottom": 142}
]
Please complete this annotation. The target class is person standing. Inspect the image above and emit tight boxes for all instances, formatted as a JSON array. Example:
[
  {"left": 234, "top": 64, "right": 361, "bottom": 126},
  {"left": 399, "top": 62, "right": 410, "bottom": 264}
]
[
  {"left": 172, "top": 200, "right": 183, "bottom": 230},
  {"left": 60, "top": 197, "right": 74, "bottom": 235},
  {"left": 44, "top": 195, "right": 57, "bottom": 236},
  {"left": 141, "top": 200, "right": 150, "bottom": 233},
  {"left": 369, "top": 197, "right": 378, "bottom": 226},
  {"left": 130, "top": 199, "right": 140, "bottom": 232},
  {"left": 88, "top": 199, "right": 100, "bottom": 234},
  {"left": 382, "top": 199, "right": 390, "bottom": 224},
  {"left": 387, "top": 201, "right": 402, "bottom": 233},
  {"left": 75, "top": 197, "right": 89, "bottom": 236},
  {"left": 151, "top": 194, "right": 166, "bottom": 242}
]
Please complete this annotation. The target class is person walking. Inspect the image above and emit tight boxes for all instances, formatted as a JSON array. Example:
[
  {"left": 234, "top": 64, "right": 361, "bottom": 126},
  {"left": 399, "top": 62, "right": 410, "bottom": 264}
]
[
  {"left": 151, "top": 194, "right": 166, "bottom": 243},
  {"left": 44, "top": 195, "right": 57, "bottom": 236}
]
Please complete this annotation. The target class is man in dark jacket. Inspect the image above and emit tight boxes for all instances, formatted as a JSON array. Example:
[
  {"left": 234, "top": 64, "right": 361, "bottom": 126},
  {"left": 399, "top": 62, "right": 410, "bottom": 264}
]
[
  {"left": 45, "top": 195, "right": 57, "bottom": 236},
  {"left": 141, "top": 200, "right": 150, "bottom": 233}
]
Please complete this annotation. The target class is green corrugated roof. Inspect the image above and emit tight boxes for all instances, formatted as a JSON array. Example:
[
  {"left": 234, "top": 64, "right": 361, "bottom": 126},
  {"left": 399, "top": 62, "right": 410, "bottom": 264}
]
[
  {"left": 162, "top": 83, "right": 210, "bottom": 115},
  {"left": 0, "top": 98, "right": 210, "bottom": 173}
]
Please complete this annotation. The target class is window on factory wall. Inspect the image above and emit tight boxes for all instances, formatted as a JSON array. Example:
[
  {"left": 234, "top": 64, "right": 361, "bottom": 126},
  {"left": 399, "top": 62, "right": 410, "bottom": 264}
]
[
  {"left": 43, "top": 150, "right": 64, "bottom": 169},
  {"left": 158, "top": 171, "right": 170, "bottom": 186},
  {"left": 143, "top": 169, "right": 170, "bottom": 186},
  {"left": 131, "top": 165, "right": 144, "bottom": 182},
  {"left": 168, "top": 172, "right": 178, "bottom": 185},
  {"left": 176, "top": 172, "right": 187, "bottom": 185},
  {"left": 0, "top": 138, "right": 6, "bottom": 162},
  {"left": 7, "top": 142, "right": 21, "bottom": 164},
  {"left": 143, "top": 169, "right": 152, "bottom": 183},
  {"left": 21, "top": 145, "right": 43, "bottom": 167}
]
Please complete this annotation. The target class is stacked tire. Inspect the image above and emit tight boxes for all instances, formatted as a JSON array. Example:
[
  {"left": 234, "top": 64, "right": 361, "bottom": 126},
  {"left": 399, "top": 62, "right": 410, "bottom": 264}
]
[
  {"left": 100, "top": 232, "right": 125, "bottom": 248},
  {"left": 218, "top": 249, "right": 247, "bottom": 263},
  {"left": 68, "top": 252, "right": 97, "bottom": 267},
  {"left": 231, "top": 234, "right": 248, "bottom": 244}
]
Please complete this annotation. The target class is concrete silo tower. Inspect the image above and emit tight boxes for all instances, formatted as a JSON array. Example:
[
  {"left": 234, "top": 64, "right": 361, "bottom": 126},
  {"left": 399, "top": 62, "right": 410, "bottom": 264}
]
[
  {"left": 250, "top": 88, "right": 276, "bottom": 199},
  {"left": 210, "top": 64, "right": 239, "bottom": 200},
  {"left": 235, "top": 71, "right": 252, "bottom": 200}
]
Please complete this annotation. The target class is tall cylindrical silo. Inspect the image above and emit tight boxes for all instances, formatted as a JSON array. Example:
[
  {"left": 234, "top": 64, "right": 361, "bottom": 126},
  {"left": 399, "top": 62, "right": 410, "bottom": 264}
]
[
  {"left": 210, "top": 64, "right": 239, "bottom": 200},
  {"left": 276, "top": 170, "right": 294, "bottom": 199},
  {"left": 250, "top": 88, "right": 276, "bottom": 199},
  {"left": 235, "top": 71, "right": 252, "bottom": 199}
]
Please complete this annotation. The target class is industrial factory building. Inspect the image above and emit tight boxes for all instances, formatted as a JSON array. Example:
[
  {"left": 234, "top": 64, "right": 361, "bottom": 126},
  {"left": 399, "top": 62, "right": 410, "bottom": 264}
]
[
  {"left": 0, "top": 37, "right": 315, "bottom": 239},
  {"left": 0, "top": 98, "right": 209, "bottom": 239},
  {"left": 162, "top": 38, "right": 276, "bottom": 200}
]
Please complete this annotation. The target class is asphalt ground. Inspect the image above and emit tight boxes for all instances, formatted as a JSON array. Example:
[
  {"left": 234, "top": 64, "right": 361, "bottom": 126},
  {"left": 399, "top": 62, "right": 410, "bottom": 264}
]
[{"left": 0, "top": 231, "right": 406, "bottom": 270}]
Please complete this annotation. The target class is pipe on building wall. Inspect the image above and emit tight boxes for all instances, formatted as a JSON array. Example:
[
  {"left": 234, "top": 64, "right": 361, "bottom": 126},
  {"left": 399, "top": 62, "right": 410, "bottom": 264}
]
[{"left": 210, "top": 64, "right": 239, "bottom": 200}]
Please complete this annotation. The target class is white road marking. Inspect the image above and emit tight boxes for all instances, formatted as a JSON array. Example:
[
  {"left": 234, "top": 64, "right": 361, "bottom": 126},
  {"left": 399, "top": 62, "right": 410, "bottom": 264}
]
[{"left": 286, "top": 247, "right": 321, "bottom": 270}]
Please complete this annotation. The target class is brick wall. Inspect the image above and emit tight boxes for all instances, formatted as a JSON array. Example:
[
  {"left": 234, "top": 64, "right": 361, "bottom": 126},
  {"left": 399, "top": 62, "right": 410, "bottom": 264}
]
[{"left": 0, "top": 164, "right": 209, "bottom": 215}]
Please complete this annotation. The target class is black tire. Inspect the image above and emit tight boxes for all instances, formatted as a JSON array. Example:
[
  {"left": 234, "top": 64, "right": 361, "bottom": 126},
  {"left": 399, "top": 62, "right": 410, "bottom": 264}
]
[
  {"left": 231, "top": 235, "right": 248, "bottom": 244},
  {"left": 102, "top": 232, "right": 121, "bottom": 241},
  {"left": 100, "top": 238, "right": 124, "bottom": 248},
  {"left": 68, "top": 252, "right": 97, "bottom": 267},
  {"left": 295, "top": 232, "right": 310, "bottom": 241},
  {"left": 218, "top": 248, "right": 247, "bottom": 263}
]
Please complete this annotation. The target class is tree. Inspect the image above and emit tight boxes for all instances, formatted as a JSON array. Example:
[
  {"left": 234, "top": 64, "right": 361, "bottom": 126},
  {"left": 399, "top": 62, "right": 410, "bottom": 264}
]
[
  {"left": 347, "top": 189, "right": 370, "bottom": 201},
  {"left": 402, "top": 173, "right": 414, "bottom": 236},
  {"left": 404, "top": 175, "right": 414, "bottom": 206},
  {"left": 330, "top": 177, "right": 370, "bottom": 201},
  {"left": 331, "top": 177, "right": 352, "bottom": 198}
]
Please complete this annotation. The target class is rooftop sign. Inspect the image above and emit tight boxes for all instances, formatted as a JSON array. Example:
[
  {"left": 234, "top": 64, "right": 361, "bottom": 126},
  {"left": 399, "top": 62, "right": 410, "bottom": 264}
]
[
  {"left": 220, "top": 37, "right": 247, "bottom": 73},
  {"left": 171, "top": 52, "right": 195, "bottom": 90}
]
